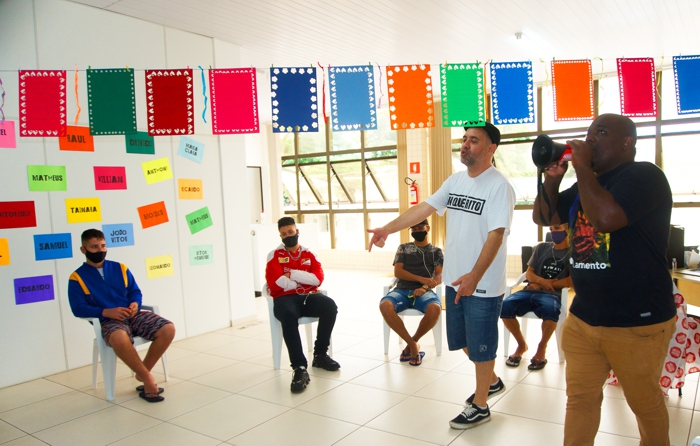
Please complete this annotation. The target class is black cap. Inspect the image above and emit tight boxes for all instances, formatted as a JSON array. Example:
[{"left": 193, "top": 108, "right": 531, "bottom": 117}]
[{"left": 463, "top": 122, "right": 501, "bottom": 147}]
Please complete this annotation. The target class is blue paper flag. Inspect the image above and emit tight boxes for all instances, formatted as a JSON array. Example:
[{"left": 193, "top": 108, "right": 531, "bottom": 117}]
[
  {"left": 673, "top": 55, "right": 700, "bottom": 115},
  {"left": 489, "top": 61, "right": 535, "bottom": 125},
  {"left": 34, "top": 233, "right": 72, "bottom": 261},
  {"left": 329, "top": 65, "right": 377, "bottom": 131},
  {"left": 270, "top": 67, "right": 318, "bottom": 133}
]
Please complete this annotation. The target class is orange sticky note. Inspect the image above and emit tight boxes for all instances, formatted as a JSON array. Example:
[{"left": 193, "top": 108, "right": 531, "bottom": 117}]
[
  {"left": 59, "top": 126, "right": 95, "bottom": 152},
  {"left": 137, "top": 201, "right": 169, "bottom": 229},
  {"left": 178, "top": 179, "right": 203, "bottom": 200},
  {"left": 0, "top": 238, "right": 10, "bottom": 266}
]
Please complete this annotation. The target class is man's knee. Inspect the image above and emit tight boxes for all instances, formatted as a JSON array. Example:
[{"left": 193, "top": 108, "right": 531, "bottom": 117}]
[
  {"left": 379, "top": 299, "right": 395, "bottom": 313},
  {"left": 425, "top": 302, "right": 441, "bottom": 317}
]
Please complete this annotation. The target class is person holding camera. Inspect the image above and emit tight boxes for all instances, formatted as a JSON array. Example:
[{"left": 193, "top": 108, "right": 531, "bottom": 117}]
[{"left": 533, "top": 113, "right": 675, "bottom": 446}]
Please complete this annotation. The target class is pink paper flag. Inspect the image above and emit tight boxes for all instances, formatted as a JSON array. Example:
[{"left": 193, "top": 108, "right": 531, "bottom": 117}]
[
  {"left": 18, "top": 70, "right": 67, "bottom": 137},
  {"left": 617, "top": 58, "right": 658, "bottom": 117},
  {"left": 209, "top": 68, "right": 259, "bottom": 134},
  {"left": 0, "top": 120, "right": 17, "bottom": 148}
]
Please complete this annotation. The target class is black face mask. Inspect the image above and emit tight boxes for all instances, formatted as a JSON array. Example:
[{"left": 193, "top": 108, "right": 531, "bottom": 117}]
[
  {"left": 282, "top": 234, "right": 299, "bottom": 248},
  {"left": 411, "top": 231, "right": 428, "bottom": 242},
  {"left": 85, "top": 250, "right": 107, "bottom": 263}
]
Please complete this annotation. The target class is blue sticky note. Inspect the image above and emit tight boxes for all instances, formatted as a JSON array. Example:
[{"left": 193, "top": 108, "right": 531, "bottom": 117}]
[
  {"left": 177, "top": 136, "right": 205, "bottom": 164},
  {"left": 673, "top": 55, "right": 700, "bottom": 115},
  {"left": 330, "top": 65, "right": 377, "bottom": 132},
  {"left": 489, "top": 61, "right": 535, "bottom": 125},
  {"left": 34, "top": 233, "right": 73, "bottom": 261},
  {"left": 103, "top": 223, "right": 135, "bottom": 248}
]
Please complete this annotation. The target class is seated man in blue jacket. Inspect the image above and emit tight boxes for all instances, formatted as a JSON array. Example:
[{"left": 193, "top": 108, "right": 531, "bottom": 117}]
[{"left": 68, "top": 229, "right": 175, "bottom": 403}]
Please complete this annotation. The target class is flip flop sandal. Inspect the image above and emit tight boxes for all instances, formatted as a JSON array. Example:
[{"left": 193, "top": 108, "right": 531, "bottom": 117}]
[
  {"left": 409, "top": 351, "right": 425, "bottom": 366},
  {"left": 139, "top": 391, "right": 164, "bottom": 403},
  {"left": 135, "top": 385, "right": 164, "bottom": 394},
  {"left": 505, "top": 355, "right": 522, "bottom": 367},
  {"left": 528, "top": 358, "right": 548, "bottom": 371},
  {"left": 399, "top": 348, "right": 412, "bottom": 362}
]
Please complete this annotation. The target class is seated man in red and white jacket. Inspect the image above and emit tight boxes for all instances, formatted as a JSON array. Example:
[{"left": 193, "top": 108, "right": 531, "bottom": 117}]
[{"left": 265, "top": 216, "right": 340, "bottom": 393}]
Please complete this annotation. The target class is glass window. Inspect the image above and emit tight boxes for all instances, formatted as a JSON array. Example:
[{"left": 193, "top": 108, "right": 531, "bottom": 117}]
[
  {"left": 330, "top": 161, "right": 363, "bottom": 209},
  {"left": 365, "top": 108, "right": 397, "bottom": 148},
  {"left": 368, "top": 212, "right": 400, "bottom": 251},
  {"left": 366, "top": 158, "right": 398, "bottom": 209},
  {"left": 334, "top": 213, "right": 365, "bottom": 250},
  {"left": 507, "top": 209, "right": 540, "bottom": 255},
  {"left": 281, "top": 166, "right": 297, "bottom": 212},
  {"left": 662, "top": 134, "right": 700, "bottom": 202},
  {"left": 331, "top": 131, "right": 361, "bottom": 151},
  {"left": 298, "top": 122, "right": 327, "bottom": 155},
  {"left": 301, "top": 213, "right": 331, "bottom": 249},
  {"left": 280, "top": 133, "right": 295, "bottom": 156},
  {"left": 298, "top": 162, "right": 329, "bottom": 210},
  {"left": 670, "top": 208, "right": 700, "bottom": 248}
]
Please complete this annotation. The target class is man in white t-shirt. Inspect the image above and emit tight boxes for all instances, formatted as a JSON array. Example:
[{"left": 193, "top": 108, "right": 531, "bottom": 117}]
[{"left": 368, "top": 122, "right": 516, "bottom": 430}]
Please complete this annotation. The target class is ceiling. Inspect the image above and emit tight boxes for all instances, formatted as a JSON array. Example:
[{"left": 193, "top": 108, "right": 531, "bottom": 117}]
[{"left": 69, "top": 0, "right": 699, "bottom": 82}]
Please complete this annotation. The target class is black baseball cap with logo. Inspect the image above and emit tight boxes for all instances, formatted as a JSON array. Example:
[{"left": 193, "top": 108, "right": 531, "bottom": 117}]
[{"left": 463, "top": 122, "right": 500, "bottom": 146}]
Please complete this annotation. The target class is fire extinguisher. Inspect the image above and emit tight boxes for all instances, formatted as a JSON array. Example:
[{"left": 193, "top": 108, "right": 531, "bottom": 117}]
[{"left": 406, "top": 177, "right": 418, "bottom": 205}]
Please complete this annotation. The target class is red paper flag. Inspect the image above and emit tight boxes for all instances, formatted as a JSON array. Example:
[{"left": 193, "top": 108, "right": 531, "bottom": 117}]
[
  {"left": 210, "top": 68, "right": 259, "bottom": 134},
  {"left": 617, "top": 58, "right": 657, "bottom": 117},
  {"left": 551, "top": 60, "right": 594, "bottom": 121},
  {"left": 18, "top": 70, "right": 67, "bottom": 137},
  {"left": 145, "top": 69, "right": 194, "bottom": 136},
  {"left": 387, "top": 64, "right": 435, "bottom": 130}
]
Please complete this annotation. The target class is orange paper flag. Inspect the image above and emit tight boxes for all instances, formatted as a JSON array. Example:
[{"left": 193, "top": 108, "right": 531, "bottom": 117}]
[
  {"left": 551, "top": 60, "right": 594, "bottom": 121},
  {"left": 387, "top": 64, "right": 435, "bottom": 130}
]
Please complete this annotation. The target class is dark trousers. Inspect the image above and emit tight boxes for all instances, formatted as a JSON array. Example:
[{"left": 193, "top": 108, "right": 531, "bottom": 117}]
[{"left": 273, "top": 292, "right": 338, "bottom": 369}]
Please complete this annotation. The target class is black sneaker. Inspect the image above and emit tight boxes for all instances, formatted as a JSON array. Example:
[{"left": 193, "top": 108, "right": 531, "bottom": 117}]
[
  {"left": 290, "top": 366, "right": 310, "bottom": 393},
  {"left": 465, "top": 377, "right": 505, "bottom": 405},
  {"left": 312, "top": 354, "right": 341, "bottom": 371},
  {"left": 449, "top": 404, "right": 491, "bottom": 429}
]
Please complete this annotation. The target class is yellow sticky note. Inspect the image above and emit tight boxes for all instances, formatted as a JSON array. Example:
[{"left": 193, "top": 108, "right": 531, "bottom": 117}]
[
  {"left": 145, "top": 254, "right": 174, "bottom": 279},
  {"left": 0, "top": 238, "right": 10, "bottom": 266},
  {"left": 141, "top": 157, "right": 173, "bottom": 185},
  {"left": 178, "top": 179, "right": 203, "bottom": 200},
  {"left": 65, "top": 198, "right": 102, "bottom": 224}
]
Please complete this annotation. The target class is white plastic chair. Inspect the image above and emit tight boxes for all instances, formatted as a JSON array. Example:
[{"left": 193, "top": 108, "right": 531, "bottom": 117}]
[
  {"left": 87, "top": 305, "right": 169, "bottom": 402},
  {"left": 263, "top": 285, "right": 332, "bottom": 370},
  {"left": 382, "top": 279, "right": 443, "bottom": 356},
  {"left": 502, "top": 272, "right": 569, "bottom": 363}
]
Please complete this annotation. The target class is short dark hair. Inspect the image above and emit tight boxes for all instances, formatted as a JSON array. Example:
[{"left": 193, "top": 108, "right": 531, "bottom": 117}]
[
  {"left": 411, "top": 219, "right": 429, "bottom": 228},
  {"left": 278, "top": 216, "right": 296, "bottom": 229},
  {"left": 464, "top": 121, "right": 501, "bottom": 146},
  {"left": 81, "top": 229, "right": 104, "bottom": 243}
]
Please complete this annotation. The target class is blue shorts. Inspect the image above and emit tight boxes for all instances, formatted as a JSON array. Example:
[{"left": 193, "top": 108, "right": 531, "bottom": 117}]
[
  {"left": 445, "top": 286, "right": 503, "bottom": 362},
  {"left": 500, "top": 290, "right": 561, "bottom": 322},
  {"left": 381, "top": 288, "right": 441, "bottom": 313}
]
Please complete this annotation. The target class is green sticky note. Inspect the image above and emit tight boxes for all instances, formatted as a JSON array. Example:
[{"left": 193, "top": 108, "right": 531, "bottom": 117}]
[
  {"left": 440, "top": 63, "right": 486, "bottom": 127},
  {"left": 27, "top": 165, "right": 67, "bottom": 191},
  {"left": 87, "top": 68, "right": 137, "bottom": 135},
  {"left": 189, "top": 244, "right": 213, "bottom": 265},
  {"left": 185, "top": 206, "right": 213, "bottom": 234},
  {"left": 125, "top": 132, "right": 155, "bottom": 155}
]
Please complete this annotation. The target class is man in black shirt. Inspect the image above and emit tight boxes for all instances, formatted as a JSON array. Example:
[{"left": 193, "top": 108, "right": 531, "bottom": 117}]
[{"left": 533, "top": 113, "right": 675, "bottom": 446}]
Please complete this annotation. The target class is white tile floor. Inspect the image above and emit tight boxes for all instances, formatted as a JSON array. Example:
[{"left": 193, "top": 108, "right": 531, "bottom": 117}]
[{"left": 2, "top": 269, "right": 700, "bottom": 445}]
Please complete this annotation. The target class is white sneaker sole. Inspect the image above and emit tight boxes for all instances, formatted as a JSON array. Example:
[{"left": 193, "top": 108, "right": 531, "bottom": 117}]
[{"left": 449, "top": 415, "right": 491, "bottom": 430}]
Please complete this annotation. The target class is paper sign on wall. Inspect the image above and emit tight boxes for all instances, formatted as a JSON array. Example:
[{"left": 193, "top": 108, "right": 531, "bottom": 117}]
[
  {"left": 137, "top": 201, "right": 169, "bottom": 229},
  {"left": 0, "top": 201, "right": 37, "bottom": 229},
  {"left": 185, "top": 206, "right": 213, "bottom": 234},
  {"left": 59, "top": 126, "right": 95, "bottom": 152},
  {"left": 178, "top": 179, "right": 203, "bottom": 200},
  {"left": 189, "top": 244, "right": 213, "bottom": 266},
  {"left": 177, "top": 136, "right": 204, "bottom": 163},
  {"left": 65, "top": 198, "right": 102, "bottom": 224},
  {"left": 103, "top": 223, "right": 134, "bottom": 247},
  {"left": 145, "top": 254, "right": 174, "bottom": 279},
  {"left": 0, "top": 238, "right": 10, "bottom": 266},
  {"left": 14, "top": 275, "right": 55, "bottom": 305},
  {"left": 126, "top": 132, "right": 155, "bottom": 155},
  {"left": 94, "top": 166, "right": 127, "bottom": 190},
  {"left": 0, "top": 121, "right": 17, "bottom": 148},
  {"left": 141, "top": 157, "right": 172, "bottom": 184},
  {"left": 34, "top": 233, "right": 72, "bottom": 261},
  {"left": 27, "top": 165, "right": 67, "bottom": 192}
]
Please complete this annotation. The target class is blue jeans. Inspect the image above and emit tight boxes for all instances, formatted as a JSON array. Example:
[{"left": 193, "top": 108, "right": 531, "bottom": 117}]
[
  {"left": 500, "top": 289, "right": 561, "bottom": 322},
  {"left": 445, "top": 286, "right": 503, "bottom": 362},
  {"left": 381, "top": 288, "right": 441, "bottom": 313}
]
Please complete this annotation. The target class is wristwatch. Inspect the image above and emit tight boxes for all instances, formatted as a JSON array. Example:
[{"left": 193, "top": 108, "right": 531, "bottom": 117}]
[{"left": 422, "top": 284, "right": 430, "bottom": 291}]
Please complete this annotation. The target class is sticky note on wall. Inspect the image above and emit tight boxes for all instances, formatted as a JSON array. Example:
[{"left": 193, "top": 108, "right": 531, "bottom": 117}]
[
  {"left": 0, "top": 201, "right": 37, "bottom": 229},
  {"left": 177, "top": 136, "right": 204, "bottom": 163},
  {"left": 126, "top": 132, "right": 155, "bottom": 155},
  {"left": 34, "top": 233, "right": 72, "bottom": 261},
  {"left": 94, "top": 166, "right": 127, "bottom": 190},
  {"left": 137, "top": 201, "right": 169, "bottom": 229},
  {"left": 103, "top": 223, "right": 134, "bottom": 247},
  {"left": 185, "top": 206, "right": 213, "bottom": 234},
  {"left": 59, "top": 126, "right": 95, "bottom": 152},
  {"left": 27, "top": 165, "right": 67, "bottom": 191},
  {"left": 141, "top": 157, "right": 172, "bottom": 184},
  {"left": 178, "top": 179, "right": 203, "bottom": 200},
  {"left": 65, "top": 198, "right": 102, "bottom": 224},
  {"left": 189, "top": 244, "right": 213, "bottom": 266},
  {"left": 14, "top": 275, "right": 55, "bottom": 305},
  {"left": 145, "top": 254, "right": 174, "bottom": 279},
  {"left": 0, "top": 121, "right": 17, "bottom": 149},
  {"left": 0, "top": 238, "right": 10, "bottom": 266}
]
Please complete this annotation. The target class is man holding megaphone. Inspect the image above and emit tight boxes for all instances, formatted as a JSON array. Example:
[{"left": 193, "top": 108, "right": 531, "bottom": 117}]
[{"left": 533, "top": 113, "right": 676, "bottom": 446}]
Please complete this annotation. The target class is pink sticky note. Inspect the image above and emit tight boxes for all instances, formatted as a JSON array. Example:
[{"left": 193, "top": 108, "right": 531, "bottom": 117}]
[
  {"left": 94, "top": 166, "right": 127, "bottom": 190},
  {"left": 0, "top": 121, "right": 17, "bottom": 148}
]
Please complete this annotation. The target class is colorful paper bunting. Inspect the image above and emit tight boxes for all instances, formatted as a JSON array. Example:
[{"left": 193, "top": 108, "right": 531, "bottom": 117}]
[
  {"left": 87, "top": 68, "right": 137, "bottom": 135},
  {"left": 551, "top": 60, "right": 594, "bottom": 121},
  {"left": 616, "top": 58, "right": 657, "bottom": 117},
  {"left": 146, "top": 69, "right": 194, "bottom": 136},
  {"left": 18, "top": 70, "right": 67, "bottom": 137},
  {"left": 209, "top": 68, "right": 259, "bottom": 134},
  {"left": 673, "top": 55, "right": 700, "bottom": 115},
  {"left": 386, "top": 64, "right": 434, "bottom": 130},
  {"left": 440, "top": 63, "right": 485, "bottom": 127},
  {"left": 270, "top": 67, "right": 318, "bottom": 133},
  {"left": 489, "top": 61, "right": 535, "bottom": 125},
  {"left": 328, "top": 65, "right": 377, "bottom": 132}
]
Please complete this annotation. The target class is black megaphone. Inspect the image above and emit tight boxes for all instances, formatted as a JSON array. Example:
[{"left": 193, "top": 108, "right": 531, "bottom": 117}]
[{"left": 531, "top": 135, "right": 572, "bottom": 168}]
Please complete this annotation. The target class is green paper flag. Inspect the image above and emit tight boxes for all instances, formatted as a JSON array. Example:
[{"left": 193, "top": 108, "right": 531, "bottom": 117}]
[
  {"left": 87, "top": 68, "right": 137, "bottom": 135},
  {"left": 440, "top": 63, "right": 486, "bottom": 127},
  {"left": 27, "top": 165, "right": 67, "bottom": 191},
  {"left": 185, "top": 206, "right": 213, "bottom": 234}
]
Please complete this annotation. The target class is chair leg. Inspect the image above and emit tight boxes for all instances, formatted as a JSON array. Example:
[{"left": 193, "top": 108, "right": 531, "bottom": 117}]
[
  {"left": 503, "top": 323, "right": 511, "bottom": 357},
  {"left": 304, "top": 323, "right": 314, "bottom": 352},
  {"left": 99, "top": 346, "right": 118, "bottom": 402},
  {"left": 433, "top": 312, "right": 443, "bottom": 356},
  {"left": 270, "top": 319, "right": 283, "bottom": 370},
  {"left": 383, "top": 320, "right": 391, "bottom": 355},
  {"left": 92, "top": 339, "right": 99, "bottom": 390},
  {"left": 555, "top": 319, "right": 566, "bottom": 363}
]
